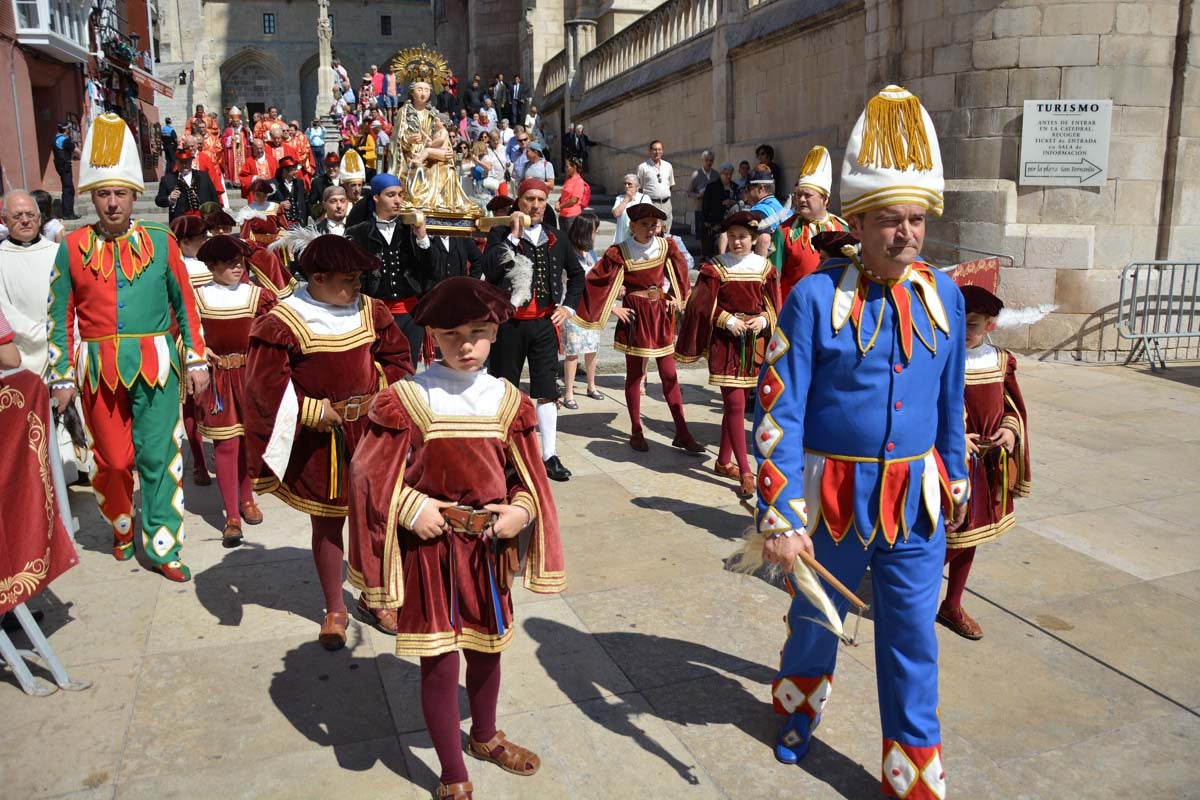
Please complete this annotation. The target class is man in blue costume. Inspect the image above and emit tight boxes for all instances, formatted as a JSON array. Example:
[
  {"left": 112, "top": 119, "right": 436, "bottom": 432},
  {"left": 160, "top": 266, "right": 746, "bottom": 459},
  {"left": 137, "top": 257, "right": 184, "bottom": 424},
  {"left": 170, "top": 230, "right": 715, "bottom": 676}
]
[{"left": 754, "top": 85, "right": 967, "bottom": 800}]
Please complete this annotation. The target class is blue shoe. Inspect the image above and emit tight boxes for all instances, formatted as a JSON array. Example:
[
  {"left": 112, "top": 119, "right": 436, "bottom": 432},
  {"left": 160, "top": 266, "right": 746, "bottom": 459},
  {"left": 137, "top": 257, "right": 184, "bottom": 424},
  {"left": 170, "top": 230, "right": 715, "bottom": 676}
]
[{"left": 774, "top": 712, "right": 819, "bottom": 764}]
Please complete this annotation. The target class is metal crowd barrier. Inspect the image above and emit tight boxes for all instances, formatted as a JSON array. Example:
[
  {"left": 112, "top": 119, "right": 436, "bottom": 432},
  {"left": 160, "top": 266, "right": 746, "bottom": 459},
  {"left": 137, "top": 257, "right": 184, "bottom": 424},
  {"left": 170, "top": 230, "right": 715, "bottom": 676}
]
[{"left": 1116, "top": 261, "right": 1200, "bottom": 370}]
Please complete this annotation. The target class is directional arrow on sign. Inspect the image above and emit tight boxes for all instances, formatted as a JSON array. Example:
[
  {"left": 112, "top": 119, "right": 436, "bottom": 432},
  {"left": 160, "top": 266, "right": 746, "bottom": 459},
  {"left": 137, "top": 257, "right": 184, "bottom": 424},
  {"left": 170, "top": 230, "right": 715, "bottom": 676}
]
[{"left": 1022, "top": 157, "right": 1103, "bottom": 183}]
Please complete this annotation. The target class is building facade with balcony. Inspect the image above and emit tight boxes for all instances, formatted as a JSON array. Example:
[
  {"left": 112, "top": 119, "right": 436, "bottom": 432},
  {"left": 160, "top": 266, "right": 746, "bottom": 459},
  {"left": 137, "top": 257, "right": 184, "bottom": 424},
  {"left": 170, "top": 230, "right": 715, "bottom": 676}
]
[{"left": 1, "top": 0, "right": 167, "bottom": 196}]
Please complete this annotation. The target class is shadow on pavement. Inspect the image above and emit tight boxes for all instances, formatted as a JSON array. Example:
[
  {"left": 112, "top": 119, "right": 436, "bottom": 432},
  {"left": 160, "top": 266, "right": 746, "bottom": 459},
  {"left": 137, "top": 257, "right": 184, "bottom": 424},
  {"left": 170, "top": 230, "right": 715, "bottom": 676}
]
[
  {"left": 524, "top": 617, "right": 877, "bottom": 797},
  {"left": 633, "top": 494, "right": 751, "bottom": 541},
  {"left": 269, "top": 637, "right": 437, "bottom": 787},
  {"left": 193, "top": 542, "right": 342, "bottom": 627}
]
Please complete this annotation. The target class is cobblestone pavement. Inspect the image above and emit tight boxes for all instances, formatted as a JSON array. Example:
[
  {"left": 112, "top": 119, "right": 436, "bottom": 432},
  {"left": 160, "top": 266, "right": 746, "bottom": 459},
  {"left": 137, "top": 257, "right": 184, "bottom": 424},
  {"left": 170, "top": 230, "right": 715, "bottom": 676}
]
[{"left": 2, "top": 359, "right": 1199, "bottom": 799}]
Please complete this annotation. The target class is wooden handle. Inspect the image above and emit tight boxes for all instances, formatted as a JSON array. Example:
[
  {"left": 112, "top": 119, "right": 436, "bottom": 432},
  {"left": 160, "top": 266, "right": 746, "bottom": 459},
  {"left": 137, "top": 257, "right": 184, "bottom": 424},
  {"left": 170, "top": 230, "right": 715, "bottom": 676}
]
[
  {"left": 474, "top": 212, "right": 530, "bottom": 232},
  {"left": 399, "top": 210, "right": 426, "bottom": 227},
  {"left": 797, "top": 550, "right": 868, "bottom": 612}
]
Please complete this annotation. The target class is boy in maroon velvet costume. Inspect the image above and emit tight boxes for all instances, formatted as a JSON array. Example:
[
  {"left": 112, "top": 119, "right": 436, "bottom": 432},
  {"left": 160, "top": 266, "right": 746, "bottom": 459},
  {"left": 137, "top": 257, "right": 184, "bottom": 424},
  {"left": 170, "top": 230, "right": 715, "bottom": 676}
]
[{"left": 349, "top": 278, "right": 565, "bottom": 800}]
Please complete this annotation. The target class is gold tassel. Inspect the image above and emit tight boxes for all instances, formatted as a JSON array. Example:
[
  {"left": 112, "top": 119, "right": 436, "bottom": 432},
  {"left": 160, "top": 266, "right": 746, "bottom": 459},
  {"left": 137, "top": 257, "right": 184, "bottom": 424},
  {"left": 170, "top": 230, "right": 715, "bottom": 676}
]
[
  {"left": 857, "top": 92, "right": 933, "bottom": 172},
  {"left": 797, "top": 145, "right": 826, "bottom": 179},
  {"left": 342, "top": 149, "right": 362, "bottom": 173},
  {"left": 89, "top": 115, "right": 127, "bottom": 168}
]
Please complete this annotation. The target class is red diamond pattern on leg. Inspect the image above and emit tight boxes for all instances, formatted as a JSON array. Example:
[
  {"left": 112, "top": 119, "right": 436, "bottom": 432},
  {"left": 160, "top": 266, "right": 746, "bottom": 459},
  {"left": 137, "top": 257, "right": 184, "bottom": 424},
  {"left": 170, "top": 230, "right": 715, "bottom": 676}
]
[
  {"left": 759, "top": 366, "right": 784, "bottom": 412},
  {"left": 757, "top": 460, "right": 788, "bottom": 504},
  {"left": 881, "top": 740, "right": 944, "bottom": 800}
]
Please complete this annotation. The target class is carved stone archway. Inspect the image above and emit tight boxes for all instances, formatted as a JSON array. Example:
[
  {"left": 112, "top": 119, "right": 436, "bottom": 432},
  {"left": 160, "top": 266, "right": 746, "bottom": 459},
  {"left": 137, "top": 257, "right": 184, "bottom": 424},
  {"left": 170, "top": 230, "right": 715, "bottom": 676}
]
[{"left": 219, "top": 48, "right": 287, "bottom": 117}]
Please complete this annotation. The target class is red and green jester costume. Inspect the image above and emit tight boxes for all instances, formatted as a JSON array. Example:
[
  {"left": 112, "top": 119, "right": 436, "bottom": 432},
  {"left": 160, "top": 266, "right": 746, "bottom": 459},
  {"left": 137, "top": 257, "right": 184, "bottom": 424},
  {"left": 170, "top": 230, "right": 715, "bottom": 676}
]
[{"left": 47, "top": 114, "right": 208, "bottom": 581}]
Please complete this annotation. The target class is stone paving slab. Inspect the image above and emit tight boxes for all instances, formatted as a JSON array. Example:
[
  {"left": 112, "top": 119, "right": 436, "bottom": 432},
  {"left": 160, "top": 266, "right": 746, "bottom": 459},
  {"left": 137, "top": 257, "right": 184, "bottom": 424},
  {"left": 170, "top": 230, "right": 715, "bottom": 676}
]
[{"left": 3, "top": 360, "right": 1200, "bottom": 799}]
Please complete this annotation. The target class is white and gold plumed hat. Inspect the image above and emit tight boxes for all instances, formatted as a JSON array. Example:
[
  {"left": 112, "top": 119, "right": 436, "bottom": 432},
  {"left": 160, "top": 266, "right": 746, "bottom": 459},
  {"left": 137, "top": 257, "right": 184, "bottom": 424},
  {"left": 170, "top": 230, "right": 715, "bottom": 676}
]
[
  {"left": 78, "top": 113, "right": 145, "bottom": 193},
  {"left": 840, "top": 85, "right": 943, "bottom": 217},
  {"left": 795, "top": 145, "right": 833, "bottom": 196},
  {"left": 340, "top": 149, "right": 366, "bottom": 183}
]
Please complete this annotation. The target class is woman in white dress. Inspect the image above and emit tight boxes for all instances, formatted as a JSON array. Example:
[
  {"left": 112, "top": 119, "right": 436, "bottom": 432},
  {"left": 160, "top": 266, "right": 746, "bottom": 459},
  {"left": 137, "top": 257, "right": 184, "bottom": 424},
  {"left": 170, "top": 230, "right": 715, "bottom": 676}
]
[
  {"left": 561, "top": 212, "right": 603, "bottom": 409},
  {"left": 611, "top": 173, "right": 649, "bottom": 246}
]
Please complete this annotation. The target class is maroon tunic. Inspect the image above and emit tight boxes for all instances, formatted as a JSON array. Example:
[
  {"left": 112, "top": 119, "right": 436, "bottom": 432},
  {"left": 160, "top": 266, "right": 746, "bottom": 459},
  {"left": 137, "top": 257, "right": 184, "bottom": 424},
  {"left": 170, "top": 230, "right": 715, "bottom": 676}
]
[
  {"left": 676, "top": 255, "right": 781, "bottom": 387},
  {"left": 194, "top": 283, "right": 276, "bottom": 440},
  {"left": 0, "top": 371, "right": 78, "bottom": 613},
  {"left": 243, "top": 294, "right": 413, "bottom": 517},
  {"left": 574, "top": 236, "right": 689, "bottom": 358},
  {"left": 949, "top": 347, "right": 1031, "bottom": 549},
  {"left": 347, "top": 377, "right": 566, "bottom": 657}
]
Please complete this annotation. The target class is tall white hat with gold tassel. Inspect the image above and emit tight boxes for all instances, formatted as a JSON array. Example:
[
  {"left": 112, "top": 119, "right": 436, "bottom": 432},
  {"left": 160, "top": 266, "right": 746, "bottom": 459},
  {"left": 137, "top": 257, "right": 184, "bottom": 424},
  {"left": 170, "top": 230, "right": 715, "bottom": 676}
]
[
  {"left": 840, "top": 85, "right": 943, "bottom": 217},
  {"left": 795, "top": 145, "right": 833, "bottom": 197},
  {"left": 340, "top": 148, "right": 366, "bottom": 183},
  {"left": 77, "top": 113, "right": 146, "bottom": 194}
]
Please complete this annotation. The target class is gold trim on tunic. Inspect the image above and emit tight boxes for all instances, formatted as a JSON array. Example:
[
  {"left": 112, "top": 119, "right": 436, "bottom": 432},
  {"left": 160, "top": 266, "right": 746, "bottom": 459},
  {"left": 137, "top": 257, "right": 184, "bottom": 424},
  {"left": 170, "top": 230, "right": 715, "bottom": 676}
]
[{"left": 268, "top": 297, "right": 375, "bottom": 354}]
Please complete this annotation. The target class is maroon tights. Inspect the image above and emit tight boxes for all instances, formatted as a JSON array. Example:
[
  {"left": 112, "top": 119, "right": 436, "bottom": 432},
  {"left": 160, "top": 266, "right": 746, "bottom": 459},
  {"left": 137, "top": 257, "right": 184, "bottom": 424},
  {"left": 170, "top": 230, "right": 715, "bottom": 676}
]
[
  {"left": 420, "top": 649, "right": 503, "bottom": 784},
  {"left": 718, "top": 387, "right": 751, "bottom": 474},
  {"left": 941, "top": 546, "right": 976, "bottom": 611},
  {"left": 310, "top": 516, "right": 347, "bottom": 615},
  {"left": 212, "top": 438, "right": 252, "bottom": 522},
  {"left": 625, "top": 355, "right": 688, "bottom": 436}
]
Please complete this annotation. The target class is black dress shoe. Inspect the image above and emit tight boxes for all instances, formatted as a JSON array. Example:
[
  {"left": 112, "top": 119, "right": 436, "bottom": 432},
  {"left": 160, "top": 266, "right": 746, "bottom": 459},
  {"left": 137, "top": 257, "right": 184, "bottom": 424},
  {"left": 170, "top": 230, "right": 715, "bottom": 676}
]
[{"left": 543, "top": 455, "right": 571, "bottom": 482}]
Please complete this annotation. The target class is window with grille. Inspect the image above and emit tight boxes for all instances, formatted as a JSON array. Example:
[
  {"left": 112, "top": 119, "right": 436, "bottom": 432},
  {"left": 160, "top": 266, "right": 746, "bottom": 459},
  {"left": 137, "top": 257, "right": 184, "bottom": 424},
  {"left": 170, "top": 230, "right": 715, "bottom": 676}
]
[
  {"left": 381, "top": 15, "right": 392, "bottom": 36},
  {"left": 263, "top": 13, "right": 276, "bottom": 35}
]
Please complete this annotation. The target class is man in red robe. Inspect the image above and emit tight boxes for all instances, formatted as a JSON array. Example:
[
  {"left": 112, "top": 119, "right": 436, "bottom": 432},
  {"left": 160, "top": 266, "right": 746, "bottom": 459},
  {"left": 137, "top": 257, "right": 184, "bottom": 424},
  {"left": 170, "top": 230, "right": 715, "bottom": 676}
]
[{"left": 222, "top": 106, "right": 253, "bottom": 187}]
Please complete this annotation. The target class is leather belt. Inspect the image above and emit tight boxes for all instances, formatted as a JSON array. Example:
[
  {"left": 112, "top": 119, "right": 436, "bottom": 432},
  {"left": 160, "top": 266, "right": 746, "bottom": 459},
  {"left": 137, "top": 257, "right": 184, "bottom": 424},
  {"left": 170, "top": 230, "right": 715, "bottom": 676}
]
[
  {"left": 626, "top": 286, "right": 665, "bottom": 301},
  {"left": 209, "top": 352, "right": 247, "bottom": 370},
  {"left": 442, "top": 505, "right": 497, "bottom": 535},
  {"left": 330, "top": 392, "right": 376, "bottom": 423}
]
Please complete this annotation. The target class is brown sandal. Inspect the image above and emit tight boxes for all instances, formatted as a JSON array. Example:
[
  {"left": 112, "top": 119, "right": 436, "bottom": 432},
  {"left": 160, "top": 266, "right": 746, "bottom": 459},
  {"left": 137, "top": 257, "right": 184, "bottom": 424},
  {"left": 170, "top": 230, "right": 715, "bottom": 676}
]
[
  {"left": 434, "top": 781, "right": 473, "bottom": 799},
  {"left": 318, "top": 611, "right": 349, "bottom": 651},
  {"left": 467, "top": 729, "right": 540, "bottom": 776},
  {"left": 937, "top": 607, "right": 983, "bottom": 640}
]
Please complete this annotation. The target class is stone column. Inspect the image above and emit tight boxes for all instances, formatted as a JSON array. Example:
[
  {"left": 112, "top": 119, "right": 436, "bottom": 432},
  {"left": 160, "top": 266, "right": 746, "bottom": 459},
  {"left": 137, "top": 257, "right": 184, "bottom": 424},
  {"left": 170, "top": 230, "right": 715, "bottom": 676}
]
[
  {"left": 564, "top": 19, "right": 597, "bottom": 131},
  {"left": 315, "top": 0, "right": 339, "bottom": 150}
]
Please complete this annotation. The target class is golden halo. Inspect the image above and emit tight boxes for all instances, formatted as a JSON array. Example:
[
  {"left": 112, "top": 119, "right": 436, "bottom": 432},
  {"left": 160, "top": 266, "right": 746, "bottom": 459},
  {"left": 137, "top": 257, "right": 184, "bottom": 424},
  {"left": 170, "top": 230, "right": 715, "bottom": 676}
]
[{"left": 387, "top": 45, "right": 449, "bottom": 94}]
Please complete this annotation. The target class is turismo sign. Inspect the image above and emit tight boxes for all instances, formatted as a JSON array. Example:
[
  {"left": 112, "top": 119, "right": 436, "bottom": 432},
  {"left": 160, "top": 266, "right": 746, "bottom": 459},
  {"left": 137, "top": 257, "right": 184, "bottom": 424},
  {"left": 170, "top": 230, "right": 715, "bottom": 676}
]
[{"left": 1019, "top": 100, "right": 1111, "bottom": 187}]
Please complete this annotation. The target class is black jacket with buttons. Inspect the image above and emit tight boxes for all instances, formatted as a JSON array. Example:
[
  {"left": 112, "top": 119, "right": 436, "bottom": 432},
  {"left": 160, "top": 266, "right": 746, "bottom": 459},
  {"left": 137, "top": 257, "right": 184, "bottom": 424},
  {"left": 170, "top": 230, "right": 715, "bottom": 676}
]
[{"left": 345, "top": 218, "right": 434, "bottom": 302}]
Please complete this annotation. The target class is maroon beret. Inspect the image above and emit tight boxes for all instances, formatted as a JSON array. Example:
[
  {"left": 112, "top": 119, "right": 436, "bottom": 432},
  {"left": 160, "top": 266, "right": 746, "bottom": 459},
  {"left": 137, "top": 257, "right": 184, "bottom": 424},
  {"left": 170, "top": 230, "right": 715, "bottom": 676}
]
[
  {"left": 626, "top": 202, "right": 666, "bottom": 222},
  {"left": 299, "top": 234, "right": 382, "bottom": 275},
  {"left": 243, "top": 216, "right": 281, "bottom": 235},
  {"left": 517, "top": 178, "right": 549, "bottom": 198},
  {"left": 961, "top": 285, "right": 1004, "bottom": 317},
  {"left": 719, "top": 210, "right": 762, "bottom": 233},
  {"left": 196, "top": 234, "right": 252, "bottom": 264},
  {"left": 486, "top": 195, "right": 516, "bottom": 214},
  {"left": 412, "top": 277, "right": 514, "bottom": 328},
  {"left": 170, "top": 214, "right": 208, "bottom": 240},
  {"left": 204, "top": 209, "right": 236, "bottom": 229},
  {"left": 811, "top": 230, "right": 859, "bottom": 257},
  {"left": 248, "top": 178, "right": 274, "bottom": 195}
]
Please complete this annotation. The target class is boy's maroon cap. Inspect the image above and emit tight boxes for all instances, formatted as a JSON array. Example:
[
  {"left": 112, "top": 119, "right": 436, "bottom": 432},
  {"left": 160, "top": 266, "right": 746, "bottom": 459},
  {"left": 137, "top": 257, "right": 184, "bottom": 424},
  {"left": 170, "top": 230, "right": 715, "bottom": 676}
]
[
  {"left": 412, "top": 277, "right": 514, "bottom": 328},
  {"left": 961, "top": 285, "right": 1004, "bottom": 317},
  {"left": 170, "top": 214, "right": 208, "bottom": 240},
  {"left": 811, "top": 230, "right": 859, "bottom": 256},
  {"left": 196, "top": 234, "right": 252, "bottom": 264},
  {"left": 204, "top": 209, "right": 236, "bottom": 228},
  {"left": 299, "top": 234, "right": 382, "bottom": 275}
]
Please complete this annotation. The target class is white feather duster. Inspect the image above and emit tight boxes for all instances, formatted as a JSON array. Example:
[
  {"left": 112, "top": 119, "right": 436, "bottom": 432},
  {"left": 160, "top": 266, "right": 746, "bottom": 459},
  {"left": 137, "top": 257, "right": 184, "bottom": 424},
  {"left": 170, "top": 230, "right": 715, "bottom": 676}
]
[
  {"left": 498, "top": 246, "right": 534, "bottom": 308},
  {"left": 268, "top": 226, "right": 322, "bottom": 259},
  {"left": 997, "top": 303, "right": 1057, "bottom": 329},
  {"left": 729, "top": 528, "right": 847, "bottom": 641}
]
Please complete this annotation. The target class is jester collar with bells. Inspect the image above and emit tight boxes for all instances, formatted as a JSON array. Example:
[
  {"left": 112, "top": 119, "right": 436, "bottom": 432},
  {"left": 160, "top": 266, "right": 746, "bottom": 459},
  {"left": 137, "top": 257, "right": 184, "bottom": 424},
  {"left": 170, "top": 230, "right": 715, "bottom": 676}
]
[{"left": 830, "top": 249, "right": 950, "bottom": 361}]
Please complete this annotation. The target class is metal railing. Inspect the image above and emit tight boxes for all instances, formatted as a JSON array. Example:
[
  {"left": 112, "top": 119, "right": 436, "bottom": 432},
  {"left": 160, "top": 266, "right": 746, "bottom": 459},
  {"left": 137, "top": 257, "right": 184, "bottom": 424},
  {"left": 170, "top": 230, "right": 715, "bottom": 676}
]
[{"left": 1116, "top": 261, "right": 1200, "bottom": 370}]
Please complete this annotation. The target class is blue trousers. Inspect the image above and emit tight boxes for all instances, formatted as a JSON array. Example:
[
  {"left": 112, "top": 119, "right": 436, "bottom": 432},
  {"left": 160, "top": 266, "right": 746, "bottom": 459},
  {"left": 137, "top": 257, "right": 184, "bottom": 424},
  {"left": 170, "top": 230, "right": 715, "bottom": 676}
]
[{"left": 775, "top": 518, "right": 945, "bottom": 748}]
